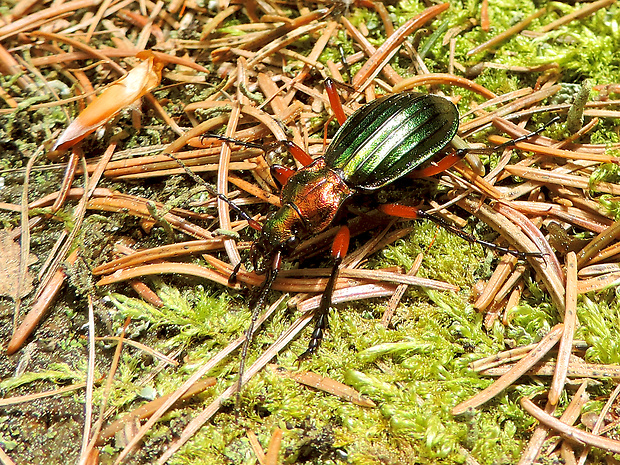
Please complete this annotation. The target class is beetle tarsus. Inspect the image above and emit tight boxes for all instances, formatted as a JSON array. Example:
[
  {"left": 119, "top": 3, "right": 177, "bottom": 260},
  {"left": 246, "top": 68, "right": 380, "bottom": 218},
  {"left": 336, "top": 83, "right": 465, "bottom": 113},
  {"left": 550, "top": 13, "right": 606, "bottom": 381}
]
[
  {"left": 298, "top": 322, "right": 324, "bottom": 361},
  {"left": 454, "top": 116, "right": 562, "bottom": 159},
  {"left": 228, "top": 261, "right": 242, "bottom": 286},
  {"left": 298, "top": 239, "right": 346, "bottom": 361},
  {"left": 493, "top": 116, "right": 561, "bottom": 151},
  {"left": 198, "top": 133, "right": 263, "bottom": 149}
]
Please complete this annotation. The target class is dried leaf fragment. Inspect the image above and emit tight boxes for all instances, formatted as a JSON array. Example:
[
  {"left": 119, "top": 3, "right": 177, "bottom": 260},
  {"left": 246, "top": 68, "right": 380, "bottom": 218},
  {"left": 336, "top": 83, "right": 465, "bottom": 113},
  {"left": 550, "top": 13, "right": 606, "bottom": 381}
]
[
  {"left": 0, "top": 230, "right": 36, "bottom": 299},
  {"left": 52, "top": 51, "right": 164, "bottom": 152}
]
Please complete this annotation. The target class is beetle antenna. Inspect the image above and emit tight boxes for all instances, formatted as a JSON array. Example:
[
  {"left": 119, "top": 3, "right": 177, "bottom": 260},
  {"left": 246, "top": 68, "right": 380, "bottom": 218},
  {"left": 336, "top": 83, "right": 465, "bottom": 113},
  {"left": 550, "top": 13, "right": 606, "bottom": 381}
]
[
  {"left": 494, "top": 116, "right": 561, "bottom": 151},
  {"left": 164, "top": 152, "right": 262, "bottom": 229},
  {"left": 199, "top": 133, "right": 264, "bottom": 149},
  {"left": 456, "top": 116, "right": 562, "bottom": 158},
  {"left": 337, "top": 44, "right": 352, "bottom": 84},
  {"left": 164, "top": 149, "right": 276, "bottom": 408}
]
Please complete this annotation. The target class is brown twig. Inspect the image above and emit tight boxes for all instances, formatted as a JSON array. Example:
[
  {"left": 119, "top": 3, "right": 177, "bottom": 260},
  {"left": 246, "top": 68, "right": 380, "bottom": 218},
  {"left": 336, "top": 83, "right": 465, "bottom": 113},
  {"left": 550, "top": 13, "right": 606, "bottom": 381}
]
[
  {"left": 452, "top": 324, "right": 564, "bottom": 415},
  {"left": 537, "top": 0, "right": 616, "bottom": 33},
  {"left": 467, "top": 7, "right": 547, "bottom": 56}
]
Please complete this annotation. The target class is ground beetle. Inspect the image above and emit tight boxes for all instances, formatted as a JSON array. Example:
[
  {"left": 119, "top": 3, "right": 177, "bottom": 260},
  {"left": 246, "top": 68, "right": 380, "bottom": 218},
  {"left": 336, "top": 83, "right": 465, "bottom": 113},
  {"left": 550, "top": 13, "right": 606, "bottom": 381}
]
[
  {"left": 177, "top": 78, "right": 550, "bottom": 389},
  {"left": 252, "top": 86, "right": 462, "bottom": 358}
]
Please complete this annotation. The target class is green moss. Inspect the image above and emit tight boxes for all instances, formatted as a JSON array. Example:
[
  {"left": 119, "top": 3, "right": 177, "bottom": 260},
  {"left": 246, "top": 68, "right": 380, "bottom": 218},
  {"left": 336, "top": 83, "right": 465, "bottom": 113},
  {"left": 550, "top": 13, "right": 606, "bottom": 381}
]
[
  {"left": 108, "top": 286, "right": 246, "bottom": 350},
  {"left": 0, "top": 363, "right": 84, "bottom": 392},
  {"left": 577, "top": 293, "right": 620, "bottom": 365},
  {"left": 5, "top": 0, "right": 620, "bottom": 464}
]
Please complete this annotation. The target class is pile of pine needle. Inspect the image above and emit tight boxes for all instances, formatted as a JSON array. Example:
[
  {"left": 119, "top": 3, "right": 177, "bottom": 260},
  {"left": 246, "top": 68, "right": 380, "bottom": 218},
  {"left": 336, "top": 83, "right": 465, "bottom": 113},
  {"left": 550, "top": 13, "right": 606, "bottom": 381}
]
[{"left": 2, "top": 0, "right": 620, "bottom": 464}]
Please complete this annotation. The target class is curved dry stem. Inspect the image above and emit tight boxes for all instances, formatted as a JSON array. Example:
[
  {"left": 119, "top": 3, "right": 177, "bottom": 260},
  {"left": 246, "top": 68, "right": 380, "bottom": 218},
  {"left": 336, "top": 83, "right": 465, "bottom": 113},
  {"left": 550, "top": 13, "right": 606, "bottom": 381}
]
[{"left": 452, "top": 324, "right": 564, "bottom": 415}]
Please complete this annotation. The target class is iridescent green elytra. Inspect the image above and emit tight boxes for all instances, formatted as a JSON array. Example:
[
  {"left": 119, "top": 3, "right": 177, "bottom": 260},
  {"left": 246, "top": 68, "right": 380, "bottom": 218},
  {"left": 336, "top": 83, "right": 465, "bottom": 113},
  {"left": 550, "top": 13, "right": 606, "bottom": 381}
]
[{"left": 325, "top": 92, "right": 459, "bottom": 191}]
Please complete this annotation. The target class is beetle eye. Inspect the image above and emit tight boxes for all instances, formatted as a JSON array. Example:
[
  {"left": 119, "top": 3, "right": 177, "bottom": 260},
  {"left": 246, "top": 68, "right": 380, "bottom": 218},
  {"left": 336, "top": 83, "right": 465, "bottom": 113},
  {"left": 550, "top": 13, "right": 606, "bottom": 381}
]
[{"left": 285, "top": 235, "right": 300, "bottom": 250}]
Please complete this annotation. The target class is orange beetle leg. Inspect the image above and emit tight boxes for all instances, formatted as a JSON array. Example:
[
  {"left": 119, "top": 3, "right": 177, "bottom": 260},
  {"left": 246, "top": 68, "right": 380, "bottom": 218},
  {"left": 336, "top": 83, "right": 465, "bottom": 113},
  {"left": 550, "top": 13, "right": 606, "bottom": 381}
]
[
  {"left": 325, "top": 78, "right": 347, "bottom": 126},
  {"left": 280, "top": 140, "right": 313, "bottom": 167},
  {"left": 409, "top": 152, "right": 461, "bottom": 178},
  {"left": 379, "top": 203, "right": 420, "bottom": 219},
  {"left": 270, "top": 164, "right": 296, "bottom": 186},
  {"left": 331, "top": 225, "right": 350, "bottom": 260}
]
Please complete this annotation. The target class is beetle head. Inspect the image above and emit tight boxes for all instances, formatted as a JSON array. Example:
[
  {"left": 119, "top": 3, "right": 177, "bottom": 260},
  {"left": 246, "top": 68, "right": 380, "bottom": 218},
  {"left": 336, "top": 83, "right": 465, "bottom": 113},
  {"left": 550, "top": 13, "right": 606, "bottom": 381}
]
[{"left": 250, "top": 205, "right": 304, "bottom": 273}]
